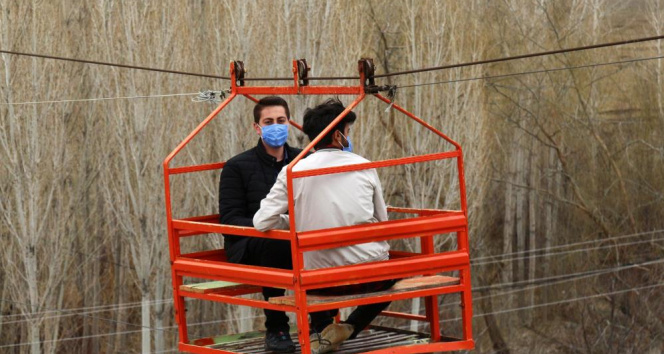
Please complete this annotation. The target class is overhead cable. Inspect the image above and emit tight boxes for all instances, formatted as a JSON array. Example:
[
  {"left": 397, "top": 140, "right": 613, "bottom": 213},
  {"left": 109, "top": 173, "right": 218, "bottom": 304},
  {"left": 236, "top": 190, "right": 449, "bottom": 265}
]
[
  {"left": 430, "top": 282, "right": 664, "bottom": 324},
  {"left": 473, "top": 229, "right": 664, "bottom": 263},
  {"left": 3, "top": 230, "right": 661, "bottom": 321},
  {"left": 397, "top": 55, "right": 664, "bottom": 89},
  {"left": 2, "top": 34, "right": 663, "bottom": 82},
  {"left": 0, "top": 92, "right": 199, "bottom": 105},
  {"left": 464, "top": 257, "right": 664, "bottom": 305},
  {"left": 375, "top": 34, "right": 664, "bottom": 78},
  {"left": 0, "top": 49, "right": 230, "bottom": 80},
  {"left": 473, "top": 235, "right": 664, "bottom": 266},
  {"left": 8, "top": 254, "right": 658, "bottom": 324},
  {"left": 0, "top": 297, "right": 174, "bottom": 334},
  {"left": 472, "top": 282, "right": 664, "bottom": 318},
  {"left": 0, "top": 317, "right": 249, "bottom": 349}
]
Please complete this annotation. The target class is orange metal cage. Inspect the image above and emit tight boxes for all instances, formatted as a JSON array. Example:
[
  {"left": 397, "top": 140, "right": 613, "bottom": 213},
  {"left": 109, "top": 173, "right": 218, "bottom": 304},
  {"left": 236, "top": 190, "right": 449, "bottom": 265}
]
[{"left": 163, "top": 59, "right": 474, "bottom": 353}]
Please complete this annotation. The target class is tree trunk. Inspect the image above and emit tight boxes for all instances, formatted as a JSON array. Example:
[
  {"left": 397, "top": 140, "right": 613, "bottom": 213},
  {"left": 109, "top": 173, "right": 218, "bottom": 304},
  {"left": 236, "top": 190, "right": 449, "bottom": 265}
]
[
  {"left": 26, "top": 250, "right": 41, "bottom": 354},
  {"left": 502, "top": 144, "right": 516, "bottom": 309},
  {"left": 526, "top": 147, "right": 538, "bottom": 326},
  {"left": 110, "top": 236, "right": 124, "bottom": 354},
  {"left": 480, "top": 295, "right": 510, "bottom": 354},
  {"left": 27, "top": 318, "right": 41, "bottom": 354},
  {"left": 153, "top": 267, "right": 166, "bottom": 353},
  {"left": 141, "top": 290, "right": 151, "bottom": 353}
]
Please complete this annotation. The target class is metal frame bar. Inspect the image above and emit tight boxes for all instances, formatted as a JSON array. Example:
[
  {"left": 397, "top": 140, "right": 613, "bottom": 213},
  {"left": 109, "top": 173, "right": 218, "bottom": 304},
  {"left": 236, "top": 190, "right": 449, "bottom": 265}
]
[{"left": 162, "top": 59, "right": 474, "bottom": 354}]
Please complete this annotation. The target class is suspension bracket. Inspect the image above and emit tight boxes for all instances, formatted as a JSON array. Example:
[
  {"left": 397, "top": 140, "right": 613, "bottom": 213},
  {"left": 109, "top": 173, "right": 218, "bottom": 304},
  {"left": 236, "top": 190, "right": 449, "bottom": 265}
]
[
  {"left": 233, "top": 61, "right": 246, "bottom": 87},
  {"left": 296, "top": 59, "right": 310, "bottom": 86}
]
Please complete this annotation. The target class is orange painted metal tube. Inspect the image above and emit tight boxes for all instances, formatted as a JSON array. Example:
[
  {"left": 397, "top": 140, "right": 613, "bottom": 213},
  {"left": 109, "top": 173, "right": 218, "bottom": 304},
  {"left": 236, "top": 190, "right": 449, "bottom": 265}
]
[
  {"left": 172, "top": 220, "right": 291, "bottom": 240},
  {"left": 292, "top": 151, "right": 460, "bottom": 178},
  {"left": 173, "top": 258, "right": 294, "bottom": 288},
  {"left": 168, "top": 162, "right": 225, "bottom": 175},
  {"left": 374, "top": 93, "right": 461, "bottom": 150},
  {"left": 299, "top": 252, "right": 469, "bottom": 288},
  {"left": 163, "top": 93, "right": 237, "bottom": 261},
  {"left": 234, "top": 86, "right": 362, "bottom": 95},
  {"left": 297, "top": 213, "right": 467, "bottom": 251},
  {"left": 181, "top": 291, "right": 294, "bottom": 312}
]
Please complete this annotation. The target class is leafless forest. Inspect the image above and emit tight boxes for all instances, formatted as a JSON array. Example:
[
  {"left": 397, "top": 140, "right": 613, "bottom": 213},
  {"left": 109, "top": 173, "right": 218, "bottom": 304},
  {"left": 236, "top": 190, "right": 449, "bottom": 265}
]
[{"left": 1, "top": 1, "right": 663, "bottom": 353}]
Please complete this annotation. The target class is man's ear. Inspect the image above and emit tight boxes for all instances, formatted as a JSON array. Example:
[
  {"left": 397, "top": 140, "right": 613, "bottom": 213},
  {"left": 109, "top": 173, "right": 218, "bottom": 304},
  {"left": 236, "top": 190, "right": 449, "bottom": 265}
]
[
  {"left": 332, "top": 129, "right": 343, "bottom": 147},
  {"left": 331, "top": 129, "right": 339, "bottom": 142},
  {"left": 253, "top": 123, "right": 262, "bottom": 136}
]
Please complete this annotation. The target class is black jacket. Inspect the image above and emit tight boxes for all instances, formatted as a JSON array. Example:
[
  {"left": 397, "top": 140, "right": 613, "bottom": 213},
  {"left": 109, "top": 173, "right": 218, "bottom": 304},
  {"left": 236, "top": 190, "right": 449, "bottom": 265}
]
[{"left": 219, "top": 139, "right": 303, "bottom": 263}]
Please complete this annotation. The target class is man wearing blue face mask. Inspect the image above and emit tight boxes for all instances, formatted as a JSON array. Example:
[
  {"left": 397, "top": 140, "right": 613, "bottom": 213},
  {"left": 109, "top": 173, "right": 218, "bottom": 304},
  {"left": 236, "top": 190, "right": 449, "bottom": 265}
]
[
  {"left": 219, "top": 96, "right": 303, "bottom": 353},
  {"left": 254, "top": 98, "right": 395, "bottom": 354}
]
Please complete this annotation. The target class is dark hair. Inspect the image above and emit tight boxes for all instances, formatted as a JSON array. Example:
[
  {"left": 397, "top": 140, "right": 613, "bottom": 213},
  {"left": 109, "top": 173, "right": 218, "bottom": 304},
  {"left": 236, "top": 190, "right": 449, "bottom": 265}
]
[
  {"left": 302, "top": 98, "right": 357, "bottom": 149},
  {"left": 253, "top": 96, "right": 291, "bottom": 123}
]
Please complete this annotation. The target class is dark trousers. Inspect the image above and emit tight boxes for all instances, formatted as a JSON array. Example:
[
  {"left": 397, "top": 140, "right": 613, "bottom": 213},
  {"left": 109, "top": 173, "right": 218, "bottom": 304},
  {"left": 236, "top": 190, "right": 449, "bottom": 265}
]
[
  {"left": 309, "top": 279, "right": 397, "bottom": 339},
  {"left": 232, "top": 238, "right": 293, "bottom": 333}
]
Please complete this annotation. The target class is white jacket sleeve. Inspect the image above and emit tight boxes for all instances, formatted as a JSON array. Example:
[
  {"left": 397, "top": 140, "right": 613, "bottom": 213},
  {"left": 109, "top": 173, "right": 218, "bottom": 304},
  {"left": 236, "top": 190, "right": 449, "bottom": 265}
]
[
  {"left": 253, "top": 168, "right": 291, "bottom": 231},
  {"left": 371, "top": 169, "right": 389, "bottom": 222}
]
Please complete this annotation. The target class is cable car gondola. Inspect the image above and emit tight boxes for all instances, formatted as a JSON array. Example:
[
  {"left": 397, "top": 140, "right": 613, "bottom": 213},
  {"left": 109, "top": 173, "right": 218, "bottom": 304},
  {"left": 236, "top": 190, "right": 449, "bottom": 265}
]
[{"left": 163, "top": 58, "right": 473, "bottom": 353}]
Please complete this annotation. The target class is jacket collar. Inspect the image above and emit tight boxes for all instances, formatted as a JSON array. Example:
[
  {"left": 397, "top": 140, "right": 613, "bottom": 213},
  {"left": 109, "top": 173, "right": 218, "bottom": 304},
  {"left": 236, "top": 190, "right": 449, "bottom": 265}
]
[{"left": 255, "top": 138, "right": 292, "bottom": 166}]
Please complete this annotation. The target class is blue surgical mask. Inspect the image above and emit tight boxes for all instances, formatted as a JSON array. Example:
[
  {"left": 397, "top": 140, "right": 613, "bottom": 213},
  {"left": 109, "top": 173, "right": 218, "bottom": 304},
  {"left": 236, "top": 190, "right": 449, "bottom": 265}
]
[
  {"left": 339, "top": 132, "right": 353, "bottom": 152},
  {"left": 260, "top": 124, "right": 289, "bottom": 147}
]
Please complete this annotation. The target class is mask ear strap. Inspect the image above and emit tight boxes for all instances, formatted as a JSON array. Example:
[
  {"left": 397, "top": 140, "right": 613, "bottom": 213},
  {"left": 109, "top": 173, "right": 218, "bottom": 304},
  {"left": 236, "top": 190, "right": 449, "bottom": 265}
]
[{"left": 337, "top": 131, "right": 349, "bottom": 148}]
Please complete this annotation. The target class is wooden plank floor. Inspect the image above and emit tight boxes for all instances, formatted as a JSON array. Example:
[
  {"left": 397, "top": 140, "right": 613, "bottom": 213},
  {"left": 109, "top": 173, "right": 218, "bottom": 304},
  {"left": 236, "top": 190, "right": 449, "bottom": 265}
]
[{"left": 197, "top": 326, "right": 430, "bottom": 353}]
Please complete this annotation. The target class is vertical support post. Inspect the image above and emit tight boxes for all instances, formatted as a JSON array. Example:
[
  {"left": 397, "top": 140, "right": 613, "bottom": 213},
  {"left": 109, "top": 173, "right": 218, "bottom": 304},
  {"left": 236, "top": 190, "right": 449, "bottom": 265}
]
[
  {"left": 172, "top": 272, "right": 189, "bottom": 345},
  {"left": 295, "top": 289, "right": 311, "bottom": 354},
  {"left": 421, "top": 234, "right": 441, "bottom": 341},
  {"left": 458, "top": 230, "right": 473, "bottom": 340}
]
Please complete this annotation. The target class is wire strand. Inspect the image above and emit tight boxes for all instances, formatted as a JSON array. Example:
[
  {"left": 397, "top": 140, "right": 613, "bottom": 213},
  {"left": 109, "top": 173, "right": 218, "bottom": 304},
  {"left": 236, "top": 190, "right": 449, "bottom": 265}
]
[
  {"left": 472, "top": 282, "right": 664, "bottom": 319},
  {"left": 0, "top": 316, "right": 258, "bottom": 349},
  {"left": 0, "top": 92, "right": 199, "bottom": 105},
  {"left": 395, "top": 281, "right": 663, "bottom": 331},
  {"left": 2, "top": 230, "right": 661, "bottom": 322},
  {"left": 375, "top": 34, "right": 664, "bottom": 78},
  {"left": 0, "top": 49, "right": 230, "bottom": 80},
  {"left": 472, "top": 233, "right": 664, "bottom": 267},
  {"left": 433, "top": 282, "right": 664, "bottom": 324},
  {"left": 0, "top": 297, "right": 174, "bottom": 333},
  {"left": 473, "top": 229, "right": 664, "bottom": 262},
  {"left": 396, "top": 55, "right": 664, "bottom": 89},
  {"left": 447, "top": 257, "right": 664, "bottom": 309},
  {"left": 3, "top": 35, "right": 663, "bottom": 82}
]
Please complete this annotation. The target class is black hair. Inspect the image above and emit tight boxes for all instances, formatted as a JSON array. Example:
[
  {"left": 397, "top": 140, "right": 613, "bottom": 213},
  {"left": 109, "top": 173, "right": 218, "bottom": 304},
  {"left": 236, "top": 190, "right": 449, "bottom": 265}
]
[
  {"left": 302, "top": 98, "right": 356, "bottom": 150},
  {"left": 253, "top": 96, "right": 291, "bottom": 123}
]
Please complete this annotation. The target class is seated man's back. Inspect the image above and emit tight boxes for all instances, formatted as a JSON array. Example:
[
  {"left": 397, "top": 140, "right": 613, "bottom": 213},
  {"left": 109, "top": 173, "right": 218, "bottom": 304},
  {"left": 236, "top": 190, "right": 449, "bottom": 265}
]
[{"left": 255, "top": 148, "right": 389, "bottom": 270}]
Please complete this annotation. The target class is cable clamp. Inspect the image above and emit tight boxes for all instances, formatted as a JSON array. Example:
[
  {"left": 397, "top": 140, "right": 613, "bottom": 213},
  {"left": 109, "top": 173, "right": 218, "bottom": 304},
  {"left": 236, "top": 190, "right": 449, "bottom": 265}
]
[
  {"left": 364, "top": 84, "right": 394, "bottom": 94},
  {"left": 385, "top": 85, "right": 397, "bottom": 112},
  {"left": 192, "top": 90, "right": 228, "bottom": 103}
]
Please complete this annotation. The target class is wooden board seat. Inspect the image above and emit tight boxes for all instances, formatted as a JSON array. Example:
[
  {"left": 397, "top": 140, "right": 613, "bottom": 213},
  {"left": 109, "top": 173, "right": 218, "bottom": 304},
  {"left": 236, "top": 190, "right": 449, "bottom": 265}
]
[
  {"left": 269, "top": 275, "right": 459, "bottom": 306},
  {"left": 180, "top": 280, "right": 261, "bottom": 294}
]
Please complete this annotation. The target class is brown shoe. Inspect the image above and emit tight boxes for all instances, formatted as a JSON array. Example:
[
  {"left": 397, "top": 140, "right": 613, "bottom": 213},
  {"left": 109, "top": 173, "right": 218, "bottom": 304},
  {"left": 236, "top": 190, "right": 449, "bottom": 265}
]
[{"left": 310, "top": 323, "right": 354, "bottom": 354}]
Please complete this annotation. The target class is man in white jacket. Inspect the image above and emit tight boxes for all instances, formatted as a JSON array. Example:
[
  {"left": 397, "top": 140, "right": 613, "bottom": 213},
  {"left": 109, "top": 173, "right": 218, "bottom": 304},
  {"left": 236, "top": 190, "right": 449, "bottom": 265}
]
[{"left": 254, "top": 99, "right": 395, "bottom": 354}]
